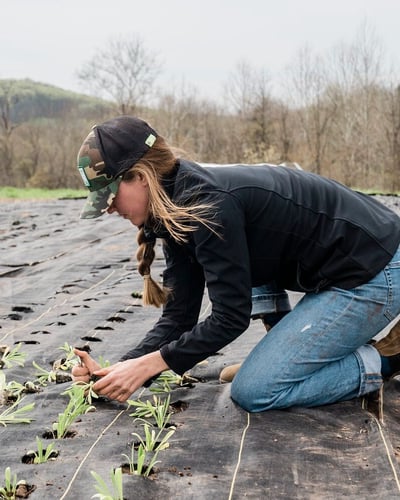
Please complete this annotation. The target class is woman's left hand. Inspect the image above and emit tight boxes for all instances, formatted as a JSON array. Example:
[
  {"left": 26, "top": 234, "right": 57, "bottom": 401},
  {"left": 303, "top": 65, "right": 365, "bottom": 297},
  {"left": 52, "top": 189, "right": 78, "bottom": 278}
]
[{"left": 91, "top": 351, "right": 169, "bottom": 402}]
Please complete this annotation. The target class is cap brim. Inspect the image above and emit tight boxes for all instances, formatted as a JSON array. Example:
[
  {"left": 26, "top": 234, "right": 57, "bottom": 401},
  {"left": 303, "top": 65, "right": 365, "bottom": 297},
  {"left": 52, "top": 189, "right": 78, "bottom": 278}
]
[{"left": 79, "top": 177, "right": 122, "bottom": 219}]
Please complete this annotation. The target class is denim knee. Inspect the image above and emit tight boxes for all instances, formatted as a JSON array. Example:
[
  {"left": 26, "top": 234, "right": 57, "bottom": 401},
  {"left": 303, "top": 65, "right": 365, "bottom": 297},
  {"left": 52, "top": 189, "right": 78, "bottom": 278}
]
[{"left": 230, "top": 372, "right": 272, "bottom": 412}]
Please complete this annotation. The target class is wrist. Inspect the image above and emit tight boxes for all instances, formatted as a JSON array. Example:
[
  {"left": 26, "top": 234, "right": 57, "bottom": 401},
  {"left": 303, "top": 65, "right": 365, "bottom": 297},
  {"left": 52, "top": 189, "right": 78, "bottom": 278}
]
[{"left": 143, "top": 350, "right": 169, "bottom": 376}]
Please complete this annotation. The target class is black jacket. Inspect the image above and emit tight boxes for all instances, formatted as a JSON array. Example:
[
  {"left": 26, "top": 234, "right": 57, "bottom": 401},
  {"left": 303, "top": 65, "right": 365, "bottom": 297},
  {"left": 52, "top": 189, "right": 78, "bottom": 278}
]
[{"left": 121, "top": 160, "right": 400, "bottom": 374}]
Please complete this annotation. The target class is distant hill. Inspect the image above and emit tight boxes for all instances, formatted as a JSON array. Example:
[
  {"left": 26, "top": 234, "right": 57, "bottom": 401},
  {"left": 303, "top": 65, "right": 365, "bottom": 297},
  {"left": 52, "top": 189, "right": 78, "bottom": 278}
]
[{"left": 0, "top": 78, "right": 111, "bottom": 122}]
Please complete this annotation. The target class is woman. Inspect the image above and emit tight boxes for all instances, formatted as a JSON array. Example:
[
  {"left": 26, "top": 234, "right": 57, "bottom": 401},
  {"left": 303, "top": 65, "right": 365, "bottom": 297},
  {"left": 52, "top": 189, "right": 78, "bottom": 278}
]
[{"left": 72, "top": 115, "right": 400, "bottom": 412}]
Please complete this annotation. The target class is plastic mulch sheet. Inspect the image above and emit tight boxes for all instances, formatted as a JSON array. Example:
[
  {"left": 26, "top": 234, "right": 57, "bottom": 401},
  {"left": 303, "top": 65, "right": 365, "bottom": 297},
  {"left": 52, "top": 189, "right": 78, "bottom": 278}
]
[{"left": 1, "top": 198, "right": 400, "bottom": 499}]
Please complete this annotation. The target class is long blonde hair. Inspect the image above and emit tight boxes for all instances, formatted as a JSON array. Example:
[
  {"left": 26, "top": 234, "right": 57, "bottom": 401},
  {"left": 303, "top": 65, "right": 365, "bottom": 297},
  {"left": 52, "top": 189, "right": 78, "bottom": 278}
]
[{"left": 123, "top": 135, "right": 215, "bottom": 307}]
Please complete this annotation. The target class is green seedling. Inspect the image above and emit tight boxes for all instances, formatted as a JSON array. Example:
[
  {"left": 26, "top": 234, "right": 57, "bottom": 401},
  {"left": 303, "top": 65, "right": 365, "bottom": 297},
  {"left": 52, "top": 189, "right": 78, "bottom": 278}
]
[
  {"left": 128, "top": 394, "right": 172, "bottom": 429},
  {"left": 150, "top": 370, "right": 183, "bottom": 393},
  {"left": 27, "top": 436, "right": 58, "bottom": 464},
  {"left": 91, "top": 467, "right": 124, "bottom": 500},
  {"left": 54, "top": 342, "right": 81, "bottom": 371},
  {"left": 52, "top": 384, "right": 94, "bottom": 438},
  {"left": 0, "top": 344, "right": 26, "bottom": 369},
  {"left": 0, "top": 397, "right": 35, "bottom": 426},
  {"left": 121, "top": 442, "right": 160, "bottom": 477},
  {"left": 98, "top": 356, "right": 110, "bottom": 368},
  {"left": 132, "top": 421, "right": 175, "bottom": 452},
  {"left": 0, "top": 467, "right": 17, "bottom": 499},
  {"left": 32, "top": 361, "right": 57, "bottom": 386},
  {"left": 63, "top": 380, "right": 99, "bottom": 405}
]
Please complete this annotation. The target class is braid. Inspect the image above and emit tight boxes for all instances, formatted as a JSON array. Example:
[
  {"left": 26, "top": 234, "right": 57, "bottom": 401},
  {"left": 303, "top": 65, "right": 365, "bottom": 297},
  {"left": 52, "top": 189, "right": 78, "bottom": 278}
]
[{"left": 136, "top": 227, "right": 170, "bottom": 307}]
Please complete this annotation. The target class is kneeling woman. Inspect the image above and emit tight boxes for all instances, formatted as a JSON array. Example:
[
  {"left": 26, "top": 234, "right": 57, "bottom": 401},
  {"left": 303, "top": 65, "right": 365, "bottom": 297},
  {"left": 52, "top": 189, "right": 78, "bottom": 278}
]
[{"left": 72, "top": 115, "right": 400, "bottom": 412}]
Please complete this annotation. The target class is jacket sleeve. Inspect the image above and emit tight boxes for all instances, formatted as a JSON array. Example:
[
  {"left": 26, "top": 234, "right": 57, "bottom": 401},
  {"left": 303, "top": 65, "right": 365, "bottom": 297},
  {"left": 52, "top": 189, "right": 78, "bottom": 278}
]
[
  {"left": 159, "top": 193, "right": 252, "bottom": 374},
  {"left": 119, "top": 236, "right": 205, "bottom": 361}
]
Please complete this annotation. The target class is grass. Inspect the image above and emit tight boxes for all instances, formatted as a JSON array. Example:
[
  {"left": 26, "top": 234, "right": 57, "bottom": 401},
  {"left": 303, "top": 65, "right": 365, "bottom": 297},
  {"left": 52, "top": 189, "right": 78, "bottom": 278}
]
[{"left": 0, "top": 187, "right": 86, "bottom": 200}]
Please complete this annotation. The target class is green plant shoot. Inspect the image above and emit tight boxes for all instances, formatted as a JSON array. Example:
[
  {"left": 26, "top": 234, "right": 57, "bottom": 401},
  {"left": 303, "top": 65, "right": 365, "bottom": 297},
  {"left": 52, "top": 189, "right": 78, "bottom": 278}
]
[
  {"left": 31, "top": 436, "right": 58, "bottom": 464},
  {"left": 0, "top": 467, "right": 17, "bottom": 499},
  {"left": 91, "top": 467, "right": 124, "bottom": 500},
  {"left": 0, "top": 398, "right": 35, "bottom": 426},
  {"left": 0, "top": 344, "right": 26, "bottom": 369}
]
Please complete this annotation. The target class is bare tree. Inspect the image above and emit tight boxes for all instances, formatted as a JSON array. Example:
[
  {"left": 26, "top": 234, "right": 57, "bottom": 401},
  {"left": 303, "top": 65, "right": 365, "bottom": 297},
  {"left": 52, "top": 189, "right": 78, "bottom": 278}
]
[
  {"left": 77, "top": 35, "right": 162, "bottom": 115},
  {"left": 0, "top": 80, "right": 20, "bottom": 183},
  {"left": 224, "top": 61, "right": 277, "bottom": 162},
  {"left": 285, "top": 46, "right": 336, "bottom": 174}
]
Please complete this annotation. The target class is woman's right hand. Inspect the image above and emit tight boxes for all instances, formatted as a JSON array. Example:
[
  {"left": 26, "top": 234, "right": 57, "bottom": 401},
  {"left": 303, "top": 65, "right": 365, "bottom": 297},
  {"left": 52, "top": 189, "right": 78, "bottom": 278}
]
[{"left": 71, "top": 348, "right": 101, "bottom": 383}]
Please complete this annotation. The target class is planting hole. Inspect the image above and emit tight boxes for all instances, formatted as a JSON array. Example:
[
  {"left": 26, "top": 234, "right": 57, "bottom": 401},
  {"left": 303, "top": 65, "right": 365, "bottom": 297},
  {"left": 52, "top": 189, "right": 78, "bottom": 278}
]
[
  {"left": 42, "top": 430, "right": 77, "bottom": 439},
  {"left": 15, "top": 340, "right": 40, "bottom": 345},
  {"left": 107, "top": 316, "right": 126, "bottom": 322},
  {"left": 12, "top": 306, "right": 33, "bottom": 313},
  {"left": 94, "top": 326, "right": 114, "bottom": 331},
  {"left": 80, "top": 336, "right": 103, "bottom": 342},
  {"left": 170, "top": 400, "right": 190, "bottom": 413},
  {"left": 121, "top": 463, "right": 156, "bottom": 477}
]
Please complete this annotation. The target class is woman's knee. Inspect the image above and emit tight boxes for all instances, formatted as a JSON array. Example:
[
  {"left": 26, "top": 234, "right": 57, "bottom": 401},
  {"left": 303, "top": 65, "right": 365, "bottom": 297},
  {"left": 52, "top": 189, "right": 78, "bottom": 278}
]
[{"left": 230, "top": 370, "right": 278, "bottom": 412}]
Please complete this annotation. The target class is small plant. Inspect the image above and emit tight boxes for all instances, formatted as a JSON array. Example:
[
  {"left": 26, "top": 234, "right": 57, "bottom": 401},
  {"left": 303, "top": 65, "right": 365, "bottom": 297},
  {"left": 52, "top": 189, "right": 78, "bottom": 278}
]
[
  {"left": 51, "top": 384, "right": 94, "bottom": 438},
  {"left": 121, "top": 442, "right": 159, "bottom": 477},
  {"left": 98, "top": 356, "right": 110, "bottom": 368},
  {"left": 64, "top": 380, "right": 99, "bottom": 405},
  {"left": 32, "top": 361, "right": 57, "bottom": 386},
  {"left": 0, "top": 398, "right": 35, "bottom": 426},
  {"left": 132, "top": 421, "right": 175, "bottom": 453},
  {"left": 150, "top": 370, "right": 183, "bottom": 393},
  {"left": 128, "top": 394, "right": 172, "bottom": 429},
  {"left": 0, "top": 467, "right": 17, "bottom": 499},
  {"left": 31, "top": 436, "right": 58, "bottom": 464},
  {"left": 0, "top": 344, "right": 26, "bottom": 369},
  {"left": 91, "top": 467, "right": 124, "bottom": 500},
  {"left": 54, "top": 342, "right": 81, "bottom": 371}
]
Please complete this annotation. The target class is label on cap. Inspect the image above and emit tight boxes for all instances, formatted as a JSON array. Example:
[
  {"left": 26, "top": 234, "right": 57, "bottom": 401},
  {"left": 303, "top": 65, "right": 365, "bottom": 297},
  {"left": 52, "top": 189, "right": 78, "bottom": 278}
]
[
  {"left": 78, "top": 167, "right": 91, "bottom": 187},
  {"left": 145, "top": 134, "right": 156, "bottom": 147}
]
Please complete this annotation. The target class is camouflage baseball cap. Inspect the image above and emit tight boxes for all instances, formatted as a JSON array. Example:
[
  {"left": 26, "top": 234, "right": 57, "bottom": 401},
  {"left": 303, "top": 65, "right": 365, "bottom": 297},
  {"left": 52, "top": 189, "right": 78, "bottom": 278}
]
[{"left": 77, "top": 116, "right": 158, "bottom": 219}]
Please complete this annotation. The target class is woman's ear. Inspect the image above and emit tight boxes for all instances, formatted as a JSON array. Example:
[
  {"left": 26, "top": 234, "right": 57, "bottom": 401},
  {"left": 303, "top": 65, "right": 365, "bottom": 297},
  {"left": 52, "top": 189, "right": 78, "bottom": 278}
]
[{"left": 138, "top": 172, "right": 149, "bottom": 186}]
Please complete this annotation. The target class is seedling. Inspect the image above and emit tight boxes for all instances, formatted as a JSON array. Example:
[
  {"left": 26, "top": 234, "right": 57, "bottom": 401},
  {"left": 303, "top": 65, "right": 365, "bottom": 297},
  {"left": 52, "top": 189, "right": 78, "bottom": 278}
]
[
  {"left": 98, "top": 356, "right": 110, "bottom": 368},
  {"left": 54, "top": 342, "right": 81, "bottom": 371},
  {"left": 0, "top": 467, "right": 17, "bottom": 499},
  {"left": 150, "top": 370, "right": 183, "bottom": 393},
  {"left": 132, "top": 421, "right": 175, "bottom": 452},
  {"left": 63, "top": 380, "right": 99, "bottom": 405},
  {"left": 32, "top": 361, "right": 57, "bottom": 386},
  {"left": 30, "top": 436, "right": 59, "bottom": 464},
  {"left": 121, "top": 442, "right": 159, "bottom": 477},
  {"left": 128, "top": 394, "right": 172, "bottom": 429},
  {"left": 91, "top": 467, "right": 124, "bottom": 500},
  {"left": 0, "top": 397, "right": 35, "bottom": 426},
  {"left": 0, "top": 344, "right": 26, "bottom": 369},
  {"left": 51, "top": 384, "right": 94, "bottom": 438}
]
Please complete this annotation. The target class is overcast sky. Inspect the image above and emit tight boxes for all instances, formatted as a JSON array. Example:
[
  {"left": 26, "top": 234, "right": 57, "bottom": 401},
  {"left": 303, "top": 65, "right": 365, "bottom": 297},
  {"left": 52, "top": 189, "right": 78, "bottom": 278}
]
[{"left": 1, "top": 0, "right": 399, "bottom": 101}]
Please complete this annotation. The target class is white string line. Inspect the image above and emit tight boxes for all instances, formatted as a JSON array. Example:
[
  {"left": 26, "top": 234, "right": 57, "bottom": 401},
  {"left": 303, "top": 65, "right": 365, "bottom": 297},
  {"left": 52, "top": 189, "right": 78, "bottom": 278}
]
[
  {"left": 374, "top": 416, "right": 400, "bottom": 493},
  {"left": 59, "top": 409, "right": 126, "bottom": 500},
  {"left": 228, "top": 412, "right": 251, "bottom": 500}
]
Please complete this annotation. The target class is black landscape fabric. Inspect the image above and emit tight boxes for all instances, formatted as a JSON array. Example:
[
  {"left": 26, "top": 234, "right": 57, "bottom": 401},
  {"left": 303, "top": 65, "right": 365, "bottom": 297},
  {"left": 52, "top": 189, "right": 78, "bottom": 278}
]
[{"left": 1, "top": 197, "right": 400, "bottom": 499}]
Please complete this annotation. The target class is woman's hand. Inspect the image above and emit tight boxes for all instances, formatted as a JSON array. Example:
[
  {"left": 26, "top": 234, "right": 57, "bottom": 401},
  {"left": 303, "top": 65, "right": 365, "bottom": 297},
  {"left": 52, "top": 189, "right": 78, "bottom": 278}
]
[
  {"left": 91, "top": 351, "right": 169, "bottom": 402},
  {"left": 72, "top": 348, "right": 101, "bottom": 383}
]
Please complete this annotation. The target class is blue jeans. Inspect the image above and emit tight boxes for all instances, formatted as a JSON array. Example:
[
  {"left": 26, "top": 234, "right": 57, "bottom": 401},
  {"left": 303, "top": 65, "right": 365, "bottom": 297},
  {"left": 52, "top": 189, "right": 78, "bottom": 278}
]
[{"left": 233, "top": 245, "right": 400, "bottom": 412}]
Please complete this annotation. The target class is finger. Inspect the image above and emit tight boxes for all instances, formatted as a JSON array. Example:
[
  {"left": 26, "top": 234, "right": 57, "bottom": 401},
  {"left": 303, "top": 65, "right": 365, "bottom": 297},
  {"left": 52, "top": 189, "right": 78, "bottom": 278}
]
[
  {"left": 71, "top": 374, "right": 90, "bottom": 383},
  {"left": 93, "top": 367, "right": 112, "bottom": 377},
  {"left": 73, "top": 349, "right": 99, "bottom": 374},
  {"left": 71, "top": 365, "right": 90, "bottom": 377}
]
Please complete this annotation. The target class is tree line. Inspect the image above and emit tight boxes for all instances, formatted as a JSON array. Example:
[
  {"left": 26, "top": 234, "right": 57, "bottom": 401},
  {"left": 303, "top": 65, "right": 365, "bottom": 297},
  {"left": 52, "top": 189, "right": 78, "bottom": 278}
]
[{"left": 1, "top": 23, "right": 399, "bottom": 193}]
